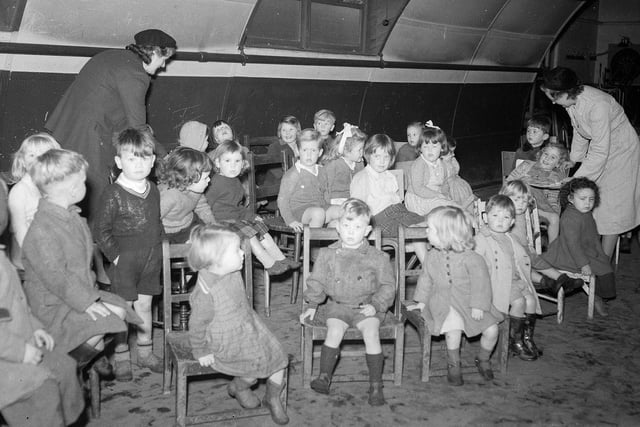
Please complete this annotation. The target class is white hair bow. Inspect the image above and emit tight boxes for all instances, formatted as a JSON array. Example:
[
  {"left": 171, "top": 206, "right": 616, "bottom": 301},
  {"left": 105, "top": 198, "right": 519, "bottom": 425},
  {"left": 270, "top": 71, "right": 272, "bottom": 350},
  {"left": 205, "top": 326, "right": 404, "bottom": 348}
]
[
  {"left": 337, "top": 122, "right": 358, "bottom": 154},
  {"left": 425, "top": 120, "right": 441, "bottom": 130}
]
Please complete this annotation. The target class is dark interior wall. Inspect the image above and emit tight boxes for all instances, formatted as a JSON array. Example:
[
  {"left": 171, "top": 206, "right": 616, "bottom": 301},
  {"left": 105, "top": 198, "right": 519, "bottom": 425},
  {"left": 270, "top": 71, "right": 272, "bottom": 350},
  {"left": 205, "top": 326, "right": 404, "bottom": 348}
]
[{"left": 0, "top": 70, "right": 530, "bottom": 186}]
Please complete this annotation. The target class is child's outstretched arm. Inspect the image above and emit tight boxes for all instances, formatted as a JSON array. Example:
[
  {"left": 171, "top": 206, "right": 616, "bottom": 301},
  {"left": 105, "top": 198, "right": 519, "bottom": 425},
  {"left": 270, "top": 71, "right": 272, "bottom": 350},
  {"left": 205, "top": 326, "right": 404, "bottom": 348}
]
[
  {"left": 276, "top": 169, "right": 301, "bottom": 227},
  {"left": 92, "top": 187, "right": 121, "bottom": 262}
]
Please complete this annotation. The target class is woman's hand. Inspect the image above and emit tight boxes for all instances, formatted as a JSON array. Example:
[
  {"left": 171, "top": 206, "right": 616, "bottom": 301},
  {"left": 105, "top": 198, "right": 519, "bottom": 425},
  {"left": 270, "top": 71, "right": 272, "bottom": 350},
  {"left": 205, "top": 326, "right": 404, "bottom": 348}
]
[
  {"left": 23, "top": 342, "right": 43, "bottom": 365},
  {"left": 85, "top": 301, "right": 111, "bottom": 321},
  {"left": 289, "top": 221, "right": 304, "bottom": 233},
  {"left": 33, "top": 329, "right": 55, "bottom": 351},
  {"left": 471, "top": 308, "right": 484, "bottom": 320},
  {"left": 359, "top": 304, "right": 376, "bottom": 317},
  {"left": 198, "top": 354, "right": 215, "bottom": 367},
  {"left": 300, "top": 308, "right": 316, "bottom": 324},
  {"left": 406, "top": 302, "right": 425, "bottom": 312}
]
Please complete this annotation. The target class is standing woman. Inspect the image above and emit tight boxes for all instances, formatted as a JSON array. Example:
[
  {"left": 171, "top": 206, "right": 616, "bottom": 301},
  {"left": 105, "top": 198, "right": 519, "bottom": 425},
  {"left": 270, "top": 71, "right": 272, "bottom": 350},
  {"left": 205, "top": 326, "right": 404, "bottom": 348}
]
[
  {"left": 541, "top": 67, "right": 640, "bottom": 259},
  {"left": 45, "top": 29, "right": 176, "bottom": 220}
]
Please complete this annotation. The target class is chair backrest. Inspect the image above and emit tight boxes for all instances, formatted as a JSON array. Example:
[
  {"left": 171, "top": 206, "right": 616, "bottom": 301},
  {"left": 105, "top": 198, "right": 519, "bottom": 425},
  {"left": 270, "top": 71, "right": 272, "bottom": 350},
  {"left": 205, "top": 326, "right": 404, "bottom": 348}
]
[
  {"left": 246, "top": 151, "right": 292, "bottom": 214},
  {"left": 302, "top": 226, "right": 391, "bottom": 310},
  {"left": 242, "top": 135, "right": 279, "bottom": 155},
  {"left": 501, "top": 151, "right": 516, "bottom": 181},
  {"left": 473, "top": 198, "right": 487, "bottom": 231},
  {"left": 393, "top": 161, "right": 412, "bottom": 192},
  {"left": 397, "top": 225, "right": 428, "bottom": 303},
  {"left": 524, "top": 204, "right": 543, "bottom": 255},
  {"left": 162, "top": 237, "right": 254, "bottom": 337}
]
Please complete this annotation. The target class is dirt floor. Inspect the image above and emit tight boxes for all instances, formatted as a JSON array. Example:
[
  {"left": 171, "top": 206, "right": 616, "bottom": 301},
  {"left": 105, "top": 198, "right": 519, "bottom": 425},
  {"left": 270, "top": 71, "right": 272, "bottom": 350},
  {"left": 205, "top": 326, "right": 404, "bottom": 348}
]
[{"left": 84, "top": 242, "right": 640, "bottom": 427}]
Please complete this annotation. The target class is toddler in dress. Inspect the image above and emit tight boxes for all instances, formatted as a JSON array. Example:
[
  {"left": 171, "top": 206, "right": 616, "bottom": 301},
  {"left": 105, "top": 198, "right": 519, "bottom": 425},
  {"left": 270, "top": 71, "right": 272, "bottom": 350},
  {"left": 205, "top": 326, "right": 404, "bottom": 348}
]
[
  {"left": 407, "top": 206, "right": 503, "bottom": 385},
  {"left": 188, "top": 225, "right": 289, "bottom": 424},
  {"left": 320, "top": 123, "right": 366, "bottom": 205}
]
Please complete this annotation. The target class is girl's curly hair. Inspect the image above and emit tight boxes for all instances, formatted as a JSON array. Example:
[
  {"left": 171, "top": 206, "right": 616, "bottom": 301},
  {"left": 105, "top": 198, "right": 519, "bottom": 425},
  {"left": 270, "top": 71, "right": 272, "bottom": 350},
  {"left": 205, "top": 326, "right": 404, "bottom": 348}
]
[
  {"left": 156, "top": 146, "right": 213, "bottom": 190},
  {"left": 559, "top": 177, "right": 600, "bottom": 211}
]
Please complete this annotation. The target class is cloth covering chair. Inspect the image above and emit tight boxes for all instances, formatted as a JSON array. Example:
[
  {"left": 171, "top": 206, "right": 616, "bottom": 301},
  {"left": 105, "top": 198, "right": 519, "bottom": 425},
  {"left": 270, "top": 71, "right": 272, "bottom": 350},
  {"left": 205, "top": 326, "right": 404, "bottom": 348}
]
[
  {"left": 161, "top": 239, "right": 287, "bottom": 426},
  {"left": 300, "top": 226, "right": 404, "bottom": 388},
  {"left": 397, "top": 225, "right": 509, "bottom": 382}
]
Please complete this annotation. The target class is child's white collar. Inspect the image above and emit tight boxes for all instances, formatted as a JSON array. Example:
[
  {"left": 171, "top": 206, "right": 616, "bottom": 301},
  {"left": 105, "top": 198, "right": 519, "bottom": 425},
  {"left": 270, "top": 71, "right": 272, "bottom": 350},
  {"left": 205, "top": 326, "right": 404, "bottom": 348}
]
[{"left": 295, "top": 161, "right": 319, "bottom": 176}]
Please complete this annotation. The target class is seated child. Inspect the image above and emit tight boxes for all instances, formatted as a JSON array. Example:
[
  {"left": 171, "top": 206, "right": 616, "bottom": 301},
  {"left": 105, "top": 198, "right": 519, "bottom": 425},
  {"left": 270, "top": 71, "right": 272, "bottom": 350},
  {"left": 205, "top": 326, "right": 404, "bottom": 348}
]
[
  {"left": 534, "top": 178, "right": 615, "bottom": 317},
  {"left": 319, "top": 123, "right": 366, "bottom": 205},
  {"left": 314, "top": 109, "right": 337, "bottom": 163},
  {"left": 93, "top": 128, "right": 164, "bottom": 380},
  {"left": 350, "top": 133, "right": 428, "bottom": 262},
  {"left": 0, "top": 248, "right": 84, "bottom": 427},
  {"left": 395, "top": 121, "right": 422, "bottom": 163},
  {"left": 442, "top": 137, "right": 476, "bottom": 211},
  {"left": 206, "top": 141, "right": 299, "bottom": 275},
  {"left": 500, "top": 180, "right": 584, "bottom": 295},
  {"left": 7, "top": 133, "right": 61, "bottom": 269},
  {"left": 22, "top": 149, "right": 138, "bottom": 374},
  {"left": 177, "top": 120, "right": 209, "bottom": 152},
  {"left": 405, "top": 123, "right": 460, "bottom": 216},
  {"left": 277, "top": 129, "right": 341, "bottom": 232},
  {"left": 407, "top": 206, "right": 503, "bottom": 385},
  {"left": 267, "top": 115, "right": 301, "bottom": 161},
  {"left": 507, "top": 142, "right": 569, "bottom": 242},
  {"left": 188, "top": 225, "right": 289, "bottom": 425},
  {"left": 474, "top": 195, "right": 542, "bottom": 360},
  {"left": 515, "top": 115, "right": 551, "bottom": 164},
  {"left": 300, "top": 198, "right": 395, "bottom": 406},
  {"left": 158, "top": 146, "right": 217, "bottom": 243}
]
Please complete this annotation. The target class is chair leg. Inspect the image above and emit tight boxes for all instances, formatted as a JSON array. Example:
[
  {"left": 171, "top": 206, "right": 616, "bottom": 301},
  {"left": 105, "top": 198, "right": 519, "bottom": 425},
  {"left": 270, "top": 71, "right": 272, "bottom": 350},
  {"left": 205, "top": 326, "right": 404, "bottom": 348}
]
[
  {"left": 419, "top": 324, "right": 431, "bottom": 383},
  {"left": 587, "top": 276, "right": 595, "bottom": 320},
  {"left": 498, "top": 319, "right": 509, "bottom": 374},
  {"left": 176, "top": 367, "right": 187, "bottom": 427},
  {"left": 557, "top": 288, "right": 565, "bottom": 324},
  {"left": 394, "top": 326, "right": 404, "bottom": 386},
  {"left": 290, "top": 232, "right": 302, "bottom": 304},
  {"left": 89, "top": 367, "right": 100, "bottom": 418},
  {"left": 302, "top": 330, "right": 313, "bottom": 388},
  {"left": 264, "top": 270, "right": 271, "bottom": 317},
  {"left": 163, "top": 345, "right": 172, "bottom": 395},
  {"left": 281, "top": 365, "right": 289, "bottom": 410}
]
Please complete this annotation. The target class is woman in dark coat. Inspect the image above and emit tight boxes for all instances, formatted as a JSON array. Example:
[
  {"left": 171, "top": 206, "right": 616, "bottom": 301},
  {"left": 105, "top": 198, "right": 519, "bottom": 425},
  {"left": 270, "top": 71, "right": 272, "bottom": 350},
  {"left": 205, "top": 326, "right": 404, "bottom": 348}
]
[{"left": 45, "top": 29, "right": 176, "bottom": 220}]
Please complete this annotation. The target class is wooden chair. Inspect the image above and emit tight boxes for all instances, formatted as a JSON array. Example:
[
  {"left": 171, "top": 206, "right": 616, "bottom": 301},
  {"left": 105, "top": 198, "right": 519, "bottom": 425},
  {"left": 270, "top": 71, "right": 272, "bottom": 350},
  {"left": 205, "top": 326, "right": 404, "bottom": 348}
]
[
  {"left": 397, "top": 225, "right": 509, "bottom": 382},
  {"left": 501, "top": 151, "right": 516, "bottom": 181},
  {"left": 161, "top": 239, "right": 287, "bottom": 426},
  {"left": 524, "top": 204, "right": 596, "bottom": 322},
  {"left": 246, "top": 151, "right": 301, "bottom": 316},
  {"left": 300, "top": 226, "right": 404, "bottom": 387}
]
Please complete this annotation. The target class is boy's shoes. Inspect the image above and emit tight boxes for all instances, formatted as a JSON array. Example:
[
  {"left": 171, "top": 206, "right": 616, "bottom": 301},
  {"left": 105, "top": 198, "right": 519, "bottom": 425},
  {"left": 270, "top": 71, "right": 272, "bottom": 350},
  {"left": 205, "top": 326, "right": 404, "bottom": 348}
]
[
  {"left": 474, "top": 357, "right": 494, "bottom": 381},
  {"left": 136, "top": 352, "right": 164, "bottom": 373},
  {"left": 114, "top": 355, "right": 133, "bottom": 382},
  {"left": 555, "top": 274, "right": 584, "bottom": 294},
  {"left": 367, "top": 382, "right": 386, "bottom": 406},
  {"left": 310, "top": 373, "right": 331, "bottom": 394},
  {"left": 266, "top": 260, "right": 291, "bottom": 276}
]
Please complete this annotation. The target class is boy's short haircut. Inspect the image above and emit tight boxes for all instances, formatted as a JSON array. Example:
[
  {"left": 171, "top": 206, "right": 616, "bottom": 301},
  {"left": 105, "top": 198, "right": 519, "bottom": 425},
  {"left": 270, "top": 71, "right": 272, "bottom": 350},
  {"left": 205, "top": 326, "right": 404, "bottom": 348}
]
[
  {"left": 114, "top": 127, "right": 156, "bottom": 157},
  {"left": 363, "top": 134, "right": 396, "bottom": 164},
  {"left": 340, "top": 198, "right": 371, "bottom": 223},
  {"left": 486, "top": 194, "right": 516, "bottom": 219},
  {"left": 30, "top": 149, "right": 88, "bottom": 193},
  {"left": 297, "top": 128, "right": 322, "bottom": 149},
  {"left": 527, "top": 115, "right": 551, "bottom": 134},
  {"left": 314, "top": 109, "right": 336, "bottom": 123}
]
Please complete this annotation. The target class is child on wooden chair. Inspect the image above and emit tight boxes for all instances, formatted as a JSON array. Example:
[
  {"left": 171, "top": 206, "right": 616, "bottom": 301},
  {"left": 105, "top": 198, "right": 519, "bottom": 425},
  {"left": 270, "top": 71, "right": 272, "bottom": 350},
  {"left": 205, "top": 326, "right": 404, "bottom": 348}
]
[
  {"left": 22, "top": 149, "right": 139, "bottom": 378},
  {"left": 187, "top": 225, "right": 289, "bottom": 425},
  {"left": 277, "top": 129, "right": 342, "bottom": 232},
  {"left": 407, "top": 206, "right": 503, "bottom": 385},
  {"left": 474, "top": 195, "right": 543, "bottom": 361},
  {"left": 320, "top": 123, "right": 366, "bottom": 205},
  {"left": 300, "top": 198, "right": 395, "bottom": 406}
]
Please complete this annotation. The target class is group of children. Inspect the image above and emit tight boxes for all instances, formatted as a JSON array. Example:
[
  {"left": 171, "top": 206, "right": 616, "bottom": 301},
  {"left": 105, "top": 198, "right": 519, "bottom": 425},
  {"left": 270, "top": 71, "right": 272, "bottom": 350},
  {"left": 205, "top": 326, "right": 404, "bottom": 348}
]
[{"left": 0, "top": 107, "right": 617, "bottom": 423}]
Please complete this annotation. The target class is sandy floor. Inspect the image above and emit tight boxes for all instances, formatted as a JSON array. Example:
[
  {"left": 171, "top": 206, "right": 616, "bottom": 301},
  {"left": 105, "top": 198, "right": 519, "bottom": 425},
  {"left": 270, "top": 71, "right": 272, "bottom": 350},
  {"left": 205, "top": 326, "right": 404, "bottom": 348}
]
[{"left": 84, "top": 244, "right": 640, "bottom": 427}]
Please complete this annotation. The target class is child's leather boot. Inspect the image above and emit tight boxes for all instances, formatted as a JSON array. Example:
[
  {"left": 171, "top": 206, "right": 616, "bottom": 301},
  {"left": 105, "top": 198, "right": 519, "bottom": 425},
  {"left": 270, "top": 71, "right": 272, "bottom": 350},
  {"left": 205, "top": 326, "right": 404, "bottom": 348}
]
[
  {"left": 228, "top": 377, "right": 260, "bottom": 408},
  {"left": 474, "top": 346, "right": 494, "bottom": 381},
  {"left": 114, "top": 347, "right": 133, "bottom": 381},
  {"left": 509, "top": 315, "right": 536, "bottom": 361},
  {"left": 136, "top": 343, "right": 164, "bottom": 373},
  {"left": 366, "top": 353, "right": 385, "bottom": 406},
  {"left": 263, "top": 379, "right": 289, "bottom": 425},
  {"left": 523, "top": 313, "right": 542, "bottom": 357},
  {"left": 310, "top": 345, "right": 339, "bottom": 394}
]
